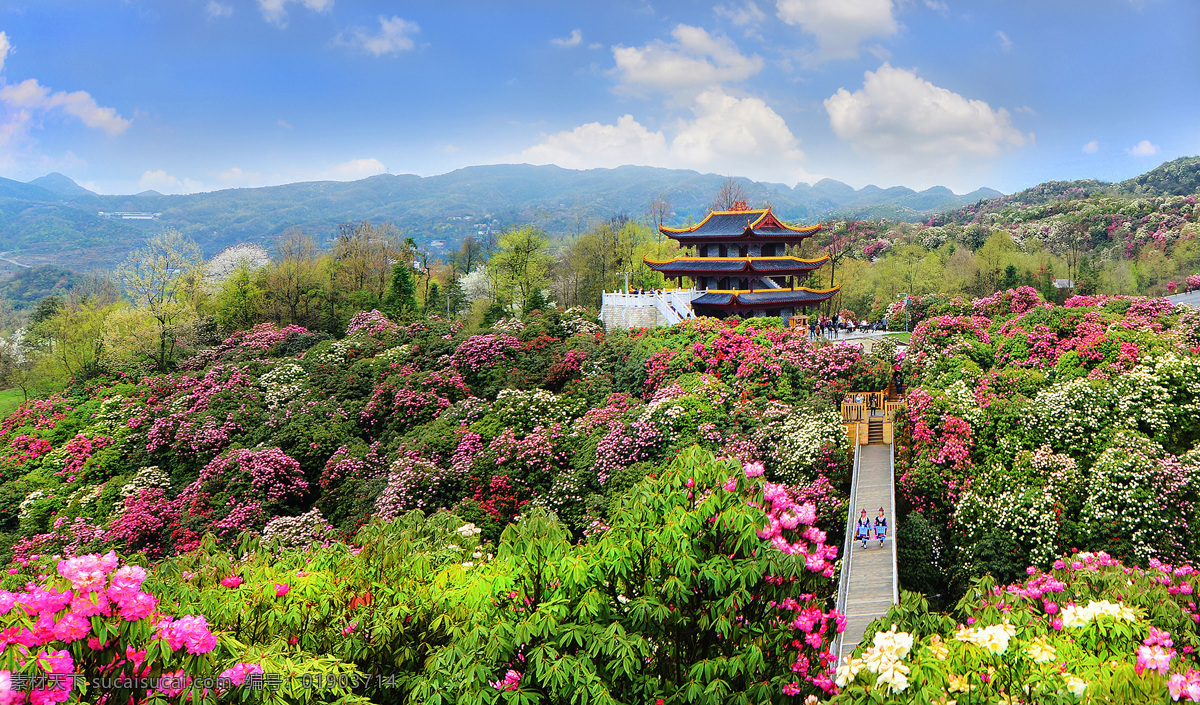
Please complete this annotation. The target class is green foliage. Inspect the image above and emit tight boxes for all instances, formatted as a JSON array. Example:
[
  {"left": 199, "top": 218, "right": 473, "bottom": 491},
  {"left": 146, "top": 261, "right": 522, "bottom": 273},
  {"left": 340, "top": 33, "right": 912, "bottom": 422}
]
[
  {"left": 383, "top": 263, "right": 418, "bottom": 319},
  {"left": 0, "top": 265, "right": 80, "bottom": 310}
]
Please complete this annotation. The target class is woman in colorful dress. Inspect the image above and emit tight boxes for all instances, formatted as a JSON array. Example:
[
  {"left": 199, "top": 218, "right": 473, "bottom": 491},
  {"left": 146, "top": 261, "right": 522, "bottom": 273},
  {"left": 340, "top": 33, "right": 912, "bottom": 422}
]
[
  {"left": 874, "top": 507, "right": 888, "bottom": 548},
  {"left": 855, "top": 509, "right": 872, "bottom": 549}
]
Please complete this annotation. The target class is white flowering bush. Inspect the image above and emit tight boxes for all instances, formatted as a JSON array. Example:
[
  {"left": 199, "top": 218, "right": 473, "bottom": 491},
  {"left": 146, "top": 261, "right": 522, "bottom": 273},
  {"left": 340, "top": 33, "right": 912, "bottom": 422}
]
[
  {"left": 1026, "top": 379, "right": 1117, "bottom": 459},
  {"left": 91, "top": 394, "right": 138, "bottom": 433},
  {"left": 119, "top": 464, "right": 171, "bottom": 498},
  {"left": 303, "top": 334, "right": 377, "bottom": 367},
  {"left": 259, "top": 361, "right": 308, "bottom": 408},
  {"left": 18, "top": 489, "right": 46, "bottom": 520},
  {"left": 955, "top": 446, "right": 1080, "bottom": 570},
  {"left": 561, "top": 307, "right": 602, "bottom": 336},
  {"left": 493, "top": 388, "right": 584, "bottom": 435},
  {"left": 1080, "top": 431, "right": 1199, "bottom": 562},
  {"left": 1112, "top": 353, "right": 1200, "bottom": 445},
  {"left": 261, "top": 508, "right": 334, "bottom": 549},
  {"left": 490, "top": 317, "right": 525, "bottom": 334},
  {"left": 767, "top": 406, "right": 849, "bottom": 485},
  {"left": 374, "top": 344, "right": 412, "bottom": 366}
]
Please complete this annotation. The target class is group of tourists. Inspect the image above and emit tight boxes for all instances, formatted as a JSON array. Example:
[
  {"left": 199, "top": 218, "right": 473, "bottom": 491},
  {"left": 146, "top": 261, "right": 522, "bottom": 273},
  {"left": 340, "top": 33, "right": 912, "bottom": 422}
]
[
  {"left": 807, "top": 314, "right": 884, "bottom": 340},
  {"left": 855, "top": 508, "right": 888, "bottom": 549}
]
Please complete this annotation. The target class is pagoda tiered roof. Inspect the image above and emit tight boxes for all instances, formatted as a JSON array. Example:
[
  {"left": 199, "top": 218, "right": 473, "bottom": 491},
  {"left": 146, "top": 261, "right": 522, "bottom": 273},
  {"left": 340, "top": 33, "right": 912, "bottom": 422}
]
[
  {"left": 660, "top": 206, "right": 822, "bottom": 243},
  {"left": 691, "top": 287, "right": 839, "bottom": 308},
  {"left": 645, "top": 255, "right": 829, "bottom": 277}
]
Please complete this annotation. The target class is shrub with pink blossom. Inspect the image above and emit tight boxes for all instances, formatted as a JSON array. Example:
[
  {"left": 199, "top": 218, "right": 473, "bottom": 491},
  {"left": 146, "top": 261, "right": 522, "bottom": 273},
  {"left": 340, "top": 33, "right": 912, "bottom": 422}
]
[{"left": 345, "top": 309, "right": 400, "bottom": 337}]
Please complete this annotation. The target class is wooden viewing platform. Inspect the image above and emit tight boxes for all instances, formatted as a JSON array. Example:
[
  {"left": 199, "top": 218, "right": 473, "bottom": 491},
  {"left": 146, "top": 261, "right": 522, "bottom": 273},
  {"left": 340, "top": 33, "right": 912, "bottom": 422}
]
[
  {"left": 835, "top": 443, "right": 898, "bottom": 660},
  {"left": 841, "top": 389, "right": 904, "bottom": 446}
]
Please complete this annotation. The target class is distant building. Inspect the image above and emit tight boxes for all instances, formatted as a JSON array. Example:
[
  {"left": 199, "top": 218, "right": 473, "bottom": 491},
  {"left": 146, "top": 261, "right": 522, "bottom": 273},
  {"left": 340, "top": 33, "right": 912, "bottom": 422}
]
[
  {"left": 98, "top": 211, "right": 161, "bottom": 220},
  {"left": 1053, "top": 278, "right": 1075, "bottom": 289}
]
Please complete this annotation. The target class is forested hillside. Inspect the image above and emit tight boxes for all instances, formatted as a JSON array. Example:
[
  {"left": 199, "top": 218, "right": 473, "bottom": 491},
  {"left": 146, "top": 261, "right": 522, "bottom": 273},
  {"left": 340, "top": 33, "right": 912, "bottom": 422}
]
[{"left": 0, "top": 165, "right": 997, "bottom": 270}]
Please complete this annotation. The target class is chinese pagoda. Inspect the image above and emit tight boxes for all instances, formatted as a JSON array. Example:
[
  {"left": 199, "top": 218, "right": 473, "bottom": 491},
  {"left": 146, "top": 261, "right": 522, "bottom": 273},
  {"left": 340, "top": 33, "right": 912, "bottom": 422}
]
[{"left": 645, "top": 203, "right": 838, "bottom": 321}]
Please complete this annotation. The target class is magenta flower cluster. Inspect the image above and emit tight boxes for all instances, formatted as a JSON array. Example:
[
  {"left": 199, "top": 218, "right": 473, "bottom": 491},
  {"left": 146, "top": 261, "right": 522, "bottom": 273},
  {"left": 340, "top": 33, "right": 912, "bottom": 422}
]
[{"left": 452, "top": 334, "right": 521, "bottom": 372}]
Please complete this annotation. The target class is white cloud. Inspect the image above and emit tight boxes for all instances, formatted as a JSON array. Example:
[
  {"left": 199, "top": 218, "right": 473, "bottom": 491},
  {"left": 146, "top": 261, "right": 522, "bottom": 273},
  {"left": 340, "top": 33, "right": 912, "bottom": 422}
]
[
  {"left": 257, "top": 0, "right": 333, "bottom": 27},
  {"left": 0, "top": 31, "right": 10, "bottom": 73},
  {"left": 277, "top": 119, "right": 292, "bottom": 129},
  {"left": 996, "top": 30, "right": 1012, "bottom": 50},
  {"left": 1127, "top": 139, "right": 1159, "bottom": 157},
  {"left": 216, "top": 167, "right": 264, "bottom": 186},
  {"left": 520, "top": 88, "right": 808, "bottom": 183},
  {"left": 612, "top": 24, "right": 763, "bottom": 98},
  {"left": 521, "top": 115, "right": 671, "bottom": 170},
  {"left": 1082, "top": 140, "right": 1099, "bottom": 154},
  {"left": 775, "top": 0, "right": 898, "bottom": 60},
  {"left": 824, "top": 63, "right": 1028, "bottom": 170},
  {"left": 205, "top": 1, "right": 233, "bottom": 19},
  {"left": 924, "top": 0, "right": 948, "bottom": 14},
  {"left": 138, "top": 170, "right": 205, "bottom": 194},
  {"left": 551, "top": 29, "right": 582, "bottom": 48},
  {"left": 0, "top": 78, "right": 130, "bottom": 135},
  {"left": 321, "top": 158, "right": 387, "bottom": 180},
  {"left": 137, "top": 158, "right": 387, "bottom": 195},
  {"left": 342, "top": 15, "right": 419, "bottom": 56},
  {"left": 714, "top": 2, "right": 766, "bottom": 26}
]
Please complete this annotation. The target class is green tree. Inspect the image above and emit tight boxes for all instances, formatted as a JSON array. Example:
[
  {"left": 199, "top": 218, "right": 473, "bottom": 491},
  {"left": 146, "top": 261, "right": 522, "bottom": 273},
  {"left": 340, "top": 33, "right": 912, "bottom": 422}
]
[
  {"left": 488, "top": 226, "right": 552, "bottom": 313},
  {"left": 383, "top": 263, "right": 418, "bottom": 318},
  {"left": 263, "top": 230, "right": 327, "bottom": 329},
  {"left": 425, "top": 282, "right": 440, "bottom": 317},
  {"left": 522, "top": 287, "right": 547, "bottom": 316},
  {"left": 214, "top": 263, "right": 266, "bottom": 333},
  {"left": 117, "top": 229, "right": 205, "bottom": 372},
  {"left": 1000, "top": 264, "right": 1020, "bottom": 290},
  {"left": 443, "top": 274, "right": 467, "bottom": 317}
]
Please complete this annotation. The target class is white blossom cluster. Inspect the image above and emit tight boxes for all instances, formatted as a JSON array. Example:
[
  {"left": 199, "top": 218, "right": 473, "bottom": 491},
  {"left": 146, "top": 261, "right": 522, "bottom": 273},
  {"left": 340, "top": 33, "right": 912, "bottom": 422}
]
[
  {"left": 530, "top": 472, "right": 589, "bottom": 519},
  {"left": 941, "top": 380, "right": 986, "bottom": 428},
  {"left": 119, "top": 465, "right": 171, "bottom": 499},
  {"left": 1027, "top": 379, "right": 1116, "bottom": 457},
  {"left": 68, "top": 484, "right": 105, "bottom": 508},
  {"left": 18, "top": 490, "right": 45, "bottom": 520},
  {"left": 259, "top": 361, "right": 308, "bottom": 409},
  {"left": 561, "top": 307, "right": 602, "bottom": 336},
  {"left": 1112, "top": 354, "right": 1200, "bottom": 437},
  {"left": 1081, "top": 431, "right": 1188, "bottom": 561},
  {"left": 956, "top": 460, "right": 1065, "bottom": 567},
  {"left": 490, "top": 317, "right": 525, "bottom": 334},
  {"left": 374, "top": 344, "right": 412, "bottom": 365},
  {"left": 304, "top": 335, "right": 374, "bottom": 367},
  {"left": 261, "top": 508, "right": 334, "bottom": 549},
  {"left": 437, "top": 396, "right": 490, "bottom": 426},
  {"left": 494, "top": 388, "right": 583, "bottom": 433},
  {"left": 767, "top": 407, "right": 848, "bottom": 485},
  {"left": 91, "top": 395, "right": 135, "bottom": 433},
  {"left": 205, "top": 244, "right": 270, "bottom": 283}
]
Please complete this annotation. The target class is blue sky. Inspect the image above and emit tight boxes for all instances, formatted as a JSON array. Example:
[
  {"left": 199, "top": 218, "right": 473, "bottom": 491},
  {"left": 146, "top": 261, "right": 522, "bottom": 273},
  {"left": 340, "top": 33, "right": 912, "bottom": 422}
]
[{"left": 0, "top": 0, "right": 1197, "bottom": 195}]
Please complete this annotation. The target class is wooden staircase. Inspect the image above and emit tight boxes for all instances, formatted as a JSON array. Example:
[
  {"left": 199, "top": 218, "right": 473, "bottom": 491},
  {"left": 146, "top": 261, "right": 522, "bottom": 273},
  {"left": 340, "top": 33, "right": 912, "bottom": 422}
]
[{"left": 867, "top": 418, "right": 884, "bottom": 445}]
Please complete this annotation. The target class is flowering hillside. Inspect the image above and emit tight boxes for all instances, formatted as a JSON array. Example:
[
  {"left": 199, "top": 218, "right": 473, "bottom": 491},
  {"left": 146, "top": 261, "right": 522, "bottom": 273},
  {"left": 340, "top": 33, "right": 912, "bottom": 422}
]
[
  {"left": 3, "top": 285, "right": 1200, "bottom": 702},
  {"left": 0, "top": 305, "right": 894, "bottom": 702}
]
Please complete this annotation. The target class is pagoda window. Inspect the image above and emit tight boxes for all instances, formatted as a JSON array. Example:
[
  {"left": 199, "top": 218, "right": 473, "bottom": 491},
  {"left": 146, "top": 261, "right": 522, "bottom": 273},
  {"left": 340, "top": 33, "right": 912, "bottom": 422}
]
[
  {"left": 719, "top": 244, "right": 728, "bottom": 257},
  {"left": 762, "top": 243, "right": 776, "bottom": 257},
  {"left": 739, "top": 245, "right": 747, "bottom": 257}
]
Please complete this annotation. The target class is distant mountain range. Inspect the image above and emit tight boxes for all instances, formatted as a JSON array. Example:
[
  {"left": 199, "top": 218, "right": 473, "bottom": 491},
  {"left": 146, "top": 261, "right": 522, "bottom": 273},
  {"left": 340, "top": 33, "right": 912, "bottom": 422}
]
[
  {"left": 0, "top": 164, "right": 1003, "bottom": 270},
  {"left": 3, "top": 156, "right": 1197, "bottom": 272}
]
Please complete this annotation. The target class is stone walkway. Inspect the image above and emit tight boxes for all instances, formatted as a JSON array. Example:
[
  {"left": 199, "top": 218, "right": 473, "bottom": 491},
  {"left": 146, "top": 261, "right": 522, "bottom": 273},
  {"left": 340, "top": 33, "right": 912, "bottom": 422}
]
[{"left": 837, "top": 443, "right": 898, "bottom": 660}]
